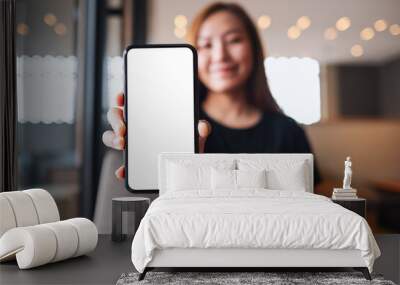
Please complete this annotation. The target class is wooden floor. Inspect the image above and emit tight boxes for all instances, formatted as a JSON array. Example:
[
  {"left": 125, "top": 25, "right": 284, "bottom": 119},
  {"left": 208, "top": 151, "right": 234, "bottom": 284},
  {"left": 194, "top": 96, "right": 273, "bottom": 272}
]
[{"left": 0, "top": 235, "right": 399, "bottom": 285}]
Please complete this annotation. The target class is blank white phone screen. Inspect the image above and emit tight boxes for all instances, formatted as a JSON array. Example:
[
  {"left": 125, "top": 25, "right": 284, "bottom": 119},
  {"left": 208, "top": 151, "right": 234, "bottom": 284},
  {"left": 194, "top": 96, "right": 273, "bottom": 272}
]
[{"left": 126, "top": 47, "right": 195, "bottom": 190}]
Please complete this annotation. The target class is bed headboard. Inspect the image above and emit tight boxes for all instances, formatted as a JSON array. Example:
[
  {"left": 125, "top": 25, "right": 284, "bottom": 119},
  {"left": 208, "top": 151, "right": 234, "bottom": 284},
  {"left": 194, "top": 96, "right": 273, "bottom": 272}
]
[{"left": 158, "top": 153, "right": 314, "bottom": 195}]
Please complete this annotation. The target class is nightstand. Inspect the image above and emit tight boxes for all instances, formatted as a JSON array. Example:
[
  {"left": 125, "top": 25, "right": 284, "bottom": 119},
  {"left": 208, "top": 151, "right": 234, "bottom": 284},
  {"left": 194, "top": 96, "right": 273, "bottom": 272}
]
[
  {"left": 332, "top": 198, "right": 366, "bottom": 218},
  {"left": 112, "top": 197, "right": 150, "bottom": 242}
]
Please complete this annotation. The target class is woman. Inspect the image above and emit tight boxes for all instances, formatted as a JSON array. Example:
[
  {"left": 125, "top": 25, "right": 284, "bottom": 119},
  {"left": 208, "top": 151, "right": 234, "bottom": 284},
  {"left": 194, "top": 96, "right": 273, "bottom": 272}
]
[{"left": 103, "top": 2, "right": 321, "bottom": 184}]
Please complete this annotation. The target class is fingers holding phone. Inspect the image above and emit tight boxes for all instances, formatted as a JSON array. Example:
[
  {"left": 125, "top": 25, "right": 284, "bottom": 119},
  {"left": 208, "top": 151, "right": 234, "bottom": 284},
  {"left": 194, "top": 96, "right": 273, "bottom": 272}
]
[
  {"left": 198, "top": 120, "right": 211, "bottom": 153},
  {"left": 102, "top": 92, "right": 126, "bottom": 179},
  {"left": 103, "top": 91, "right": 211, "bottom": 181},
  {"left": 102, "top": 92, "right": 126, "bottom": 150}
]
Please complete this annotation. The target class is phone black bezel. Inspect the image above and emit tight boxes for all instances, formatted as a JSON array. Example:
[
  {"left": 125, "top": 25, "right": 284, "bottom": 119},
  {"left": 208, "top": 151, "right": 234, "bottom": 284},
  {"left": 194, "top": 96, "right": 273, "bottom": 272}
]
[{"left": 123, "top": 44, "right": 200, "bottom": 193}]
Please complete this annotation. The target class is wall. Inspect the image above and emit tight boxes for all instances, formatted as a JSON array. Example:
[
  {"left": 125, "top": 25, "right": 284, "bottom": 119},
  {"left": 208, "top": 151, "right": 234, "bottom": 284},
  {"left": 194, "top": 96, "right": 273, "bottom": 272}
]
[
  {"left": 335, "top": 56, "right": 400, "bottom": 118},
  {"left": 305, "top": 120, "right": 400, "bottom": 190},
  {"left": 337, "top": 65, "right": 380, "bottom": 117},
  {"left": 380, "top": 56, "right": 400, "bottom": 118}
]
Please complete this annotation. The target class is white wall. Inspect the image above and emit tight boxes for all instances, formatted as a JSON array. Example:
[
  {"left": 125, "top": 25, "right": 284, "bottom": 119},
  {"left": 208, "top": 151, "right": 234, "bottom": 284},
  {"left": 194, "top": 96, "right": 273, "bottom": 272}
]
[{"left": 148, "top": 0, "right": 400, "bottom": 64}]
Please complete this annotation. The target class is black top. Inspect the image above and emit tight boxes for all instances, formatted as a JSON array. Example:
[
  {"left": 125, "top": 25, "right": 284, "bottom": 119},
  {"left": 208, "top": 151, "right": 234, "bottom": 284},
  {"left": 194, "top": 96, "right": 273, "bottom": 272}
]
[{"left": 200, "top": 109, "right": 321, "bottom": 185}]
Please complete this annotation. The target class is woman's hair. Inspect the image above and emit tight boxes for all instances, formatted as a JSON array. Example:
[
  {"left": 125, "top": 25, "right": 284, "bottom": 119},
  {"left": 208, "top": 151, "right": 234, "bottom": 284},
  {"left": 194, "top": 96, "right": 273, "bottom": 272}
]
[{"left": 187, "top": 2, "right": 281, "bottom": 113}]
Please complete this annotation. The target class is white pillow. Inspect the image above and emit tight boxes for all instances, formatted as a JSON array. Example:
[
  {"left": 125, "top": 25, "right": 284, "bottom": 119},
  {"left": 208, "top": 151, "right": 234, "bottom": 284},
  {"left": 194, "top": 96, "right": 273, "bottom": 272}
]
[
  {"left": 266, "top": 164, "right": 307, "bottom": 191},
  {"left": 237, "top": 169, "right": 267, "bottom": 189},
  {"left": 238, "top": 159, "right": 309, "bottom": 191},
  {"left": 211, "top": 169, "right": 267, "bottom": 190},
  {"left": 211, "top": 168, "right": 236, "bottom": 190},
  {"left": 167, "top": 160, "right": 235, "bottom": 191}
]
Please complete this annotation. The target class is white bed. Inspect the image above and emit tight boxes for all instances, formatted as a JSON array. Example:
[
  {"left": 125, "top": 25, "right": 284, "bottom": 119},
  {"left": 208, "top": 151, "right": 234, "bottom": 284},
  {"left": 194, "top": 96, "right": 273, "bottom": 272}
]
[{"left": 131, "top": 153, "right": 380, "bottom": 280}]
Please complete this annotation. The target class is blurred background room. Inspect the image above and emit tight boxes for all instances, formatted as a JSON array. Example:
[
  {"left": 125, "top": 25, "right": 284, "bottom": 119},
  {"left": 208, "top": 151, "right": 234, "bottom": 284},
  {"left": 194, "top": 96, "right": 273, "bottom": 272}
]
[{"left": 12, "top": 0, "right": 400, "bottom": 233}]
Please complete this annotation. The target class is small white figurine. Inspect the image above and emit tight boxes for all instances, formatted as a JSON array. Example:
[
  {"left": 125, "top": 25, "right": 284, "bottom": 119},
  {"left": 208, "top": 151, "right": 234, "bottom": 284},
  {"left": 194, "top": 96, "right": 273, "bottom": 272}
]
[{"left": 343, "top": 156, "right": 352, "bottom": 189}]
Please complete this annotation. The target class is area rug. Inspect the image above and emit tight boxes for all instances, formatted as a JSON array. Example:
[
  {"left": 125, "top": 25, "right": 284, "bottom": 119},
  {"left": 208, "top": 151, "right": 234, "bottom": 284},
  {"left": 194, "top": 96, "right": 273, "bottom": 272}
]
[{"left": 116, "top": 271, "right": 396, "bottom": 285}]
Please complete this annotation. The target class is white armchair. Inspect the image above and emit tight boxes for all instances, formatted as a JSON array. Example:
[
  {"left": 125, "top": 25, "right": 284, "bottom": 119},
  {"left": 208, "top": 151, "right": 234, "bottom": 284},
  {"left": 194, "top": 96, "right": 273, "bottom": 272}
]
[{"left": 0, "top": 189, "right": 98, "bottom": 269}]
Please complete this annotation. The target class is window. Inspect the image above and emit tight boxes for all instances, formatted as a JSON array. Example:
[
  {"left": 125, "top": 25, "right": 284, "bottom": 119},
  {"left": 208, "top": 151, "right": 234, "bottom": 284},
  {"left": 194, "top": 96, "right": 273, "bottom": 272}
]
[
  {"left": 16, "top": 0, "right": 84, "bottom": 219},
  {"left": 265, "top": 57, "right": 321, "bottom": 124}
]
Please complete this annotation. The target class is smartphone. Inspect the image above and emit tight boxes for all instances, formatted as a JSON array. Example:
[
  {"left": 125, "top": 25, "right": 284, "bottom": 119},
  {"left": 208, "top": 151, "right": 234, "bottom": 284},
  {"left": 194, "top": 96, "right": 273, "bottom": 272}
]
[{"left": 124, "top": 44, "right": 199, "bottom": 192}]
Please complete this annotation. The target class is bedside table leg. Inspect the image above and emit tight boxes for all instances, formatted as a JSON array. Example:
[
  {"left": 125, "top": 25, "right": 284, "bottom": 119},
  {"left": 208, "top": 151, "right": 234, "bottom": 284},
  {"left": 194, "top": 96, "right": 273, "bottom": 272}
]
[{"left": 112, "top": 202, "right": 123, "bottom": 242}]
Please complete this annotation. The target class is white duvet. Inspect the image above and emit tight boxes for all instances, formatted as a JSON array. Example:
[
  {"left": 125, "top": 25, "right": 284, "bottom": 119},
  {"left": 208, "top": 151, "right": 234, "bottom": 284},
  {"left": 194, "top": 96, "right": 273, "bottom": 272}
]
[{"left": 131, "top": 190, "right": 380, "bottom": 273}]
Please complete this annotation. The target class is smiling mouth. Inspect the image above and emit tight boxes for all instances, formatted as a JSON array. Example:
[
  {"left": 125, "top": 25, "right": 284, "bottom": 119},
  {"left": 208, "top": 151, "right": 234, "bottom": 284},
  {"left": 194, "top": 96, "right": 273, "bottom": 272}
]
[{"left": 210, "top": 65, "right": 238, "bottom": 77}]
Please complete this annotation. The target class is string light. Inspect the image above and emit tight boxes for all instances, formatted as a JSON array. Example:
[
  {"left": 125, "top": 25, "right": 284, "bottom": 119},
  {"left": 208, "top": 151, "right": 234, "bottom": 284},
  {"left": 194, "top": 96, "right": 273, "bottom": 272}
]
[
  {"left": 54, "top": 23, "right": 67, "bottom": 36},
  {"left": 257, "top": 15, "right": 271, "bottom": 30},
  {"left": 351, "top": 44, "right": 363, "bottom": 57},
  {"left": 336, "top": 17, "right": 351, "bottom": 31},
  {"left": 17, "top": 23, "right": 29, "bottom": 36},
  {"left": 174, "top": 15, "right": 187, "bottom": 29},
  {"left": 360, "top": 27, "right": 375, "bottom": 41},
  {"left": 389, "top": 24, "right": 400, "bottom": 36},
  {"left": 288, "top": 25, "right": 301, "bottom": 39},
  {"left": 297, "top": 16, "right": 311, "bottom": 30},
  {"left": 43, "top": 13, "right": 57, "bottom": 26},
  {"left": 374, "top": 19, "right": 387, "bottom": 32},
  {"left": 324, "top": 27, "right": 337, "bottom": 40},
  {"left": 174, "top": 15, "right": 188, "bottom": 39},
  {"left": 174, "top": 27, "right": 186, "bottom": 38}
]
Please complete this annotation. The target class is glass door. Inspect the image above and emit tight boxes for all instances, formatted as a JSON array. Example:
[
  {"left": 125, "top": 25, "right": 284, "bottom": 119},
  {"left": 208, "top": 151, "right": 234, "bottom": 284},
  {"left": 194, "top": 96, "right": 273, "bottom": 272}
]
[{"left": 16, "top": 0, "right": 85, "bottom": 219}]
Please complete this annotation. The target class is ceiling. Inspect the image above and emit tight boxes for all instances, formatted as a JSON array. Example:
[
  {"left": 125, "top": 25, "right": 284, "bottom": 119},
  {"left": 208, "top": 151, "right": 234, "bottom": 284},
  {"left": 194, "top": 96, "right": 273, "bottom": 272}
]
[{"left": 148, "top": 0, "right": 400, "bottom": 64}]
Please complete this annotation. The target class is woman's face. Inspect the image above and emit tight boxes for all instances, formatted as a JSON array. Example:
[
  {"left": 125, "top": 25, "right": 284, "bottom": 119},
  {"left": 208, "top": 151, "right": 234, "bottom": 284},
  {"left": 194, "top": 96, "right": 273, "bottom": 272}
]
[{"left": 197, "top": 11, "right": 254, "bottom": 94}]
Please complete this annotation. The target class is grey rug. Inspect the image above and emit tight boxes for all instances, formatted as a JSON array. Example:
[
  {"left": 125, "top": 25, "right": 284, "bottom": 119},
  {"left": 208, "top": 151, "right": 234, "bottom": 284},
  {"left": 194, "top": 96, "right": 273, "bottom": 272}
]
[{"left": 116, "top": 272, "right": 396, "bottom": 285}]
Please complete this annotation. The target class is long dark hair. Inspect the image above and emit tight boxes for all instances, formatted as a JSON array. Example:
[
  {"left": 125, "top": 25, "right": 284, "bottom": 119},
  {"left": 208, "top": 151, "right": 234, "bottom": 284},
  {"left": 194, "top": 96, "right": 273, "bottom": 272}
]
[{"left": 187, "top": 2, "right": 281, "bottom": 113}]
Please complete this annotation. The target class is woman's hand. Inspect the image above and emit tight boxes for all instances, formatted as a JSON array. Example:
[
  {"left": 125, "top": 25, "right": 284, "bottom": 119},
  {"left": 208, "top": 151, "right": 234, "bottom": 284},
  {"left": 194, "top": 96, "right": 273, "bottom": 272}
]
[
  {"left": 102, "top": 92, "right": 211, "bottom": 180},
  {"left": 102, "top": 92, "right": 126, "bottom": 179}
]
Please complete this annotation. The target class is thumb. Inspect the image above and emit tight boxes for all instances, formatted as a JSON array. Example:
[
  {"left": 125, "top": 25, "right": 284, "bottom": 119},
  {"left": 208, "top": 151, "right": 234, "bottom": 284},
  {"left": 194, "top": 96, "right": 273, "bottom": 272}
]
[
  {"left": 198, "top": 120, "right": 212, "bottom": 153},
  {"left": 115, "top": 165, "right": 125, "bottom": 180}
]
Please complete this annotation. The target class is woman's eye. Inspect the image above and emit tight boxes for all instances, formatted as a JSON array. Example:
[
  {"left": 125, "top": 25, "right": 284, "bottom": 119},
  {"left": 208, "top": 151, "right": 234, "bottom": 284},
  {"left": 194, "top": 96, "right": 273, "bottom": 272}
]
[
  {"left": 227, "top": 37, "right": 242, "bottom": 44},
  {"left": 199, "top": 43, "right": 212, "bottom": 49}
]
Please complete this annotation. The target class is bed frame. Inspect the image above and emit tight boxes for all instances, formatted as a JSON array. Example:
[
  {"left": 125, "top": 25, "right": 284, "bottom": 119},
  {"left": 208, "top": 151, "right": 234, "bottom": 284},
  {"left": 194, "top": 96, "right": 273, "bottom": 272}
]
[
  {"left": 138, "top": 153, "right": 372, "bottom": 281},
  {"left": 140, "top": 248, "right": 371, "bottom": 280}
]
